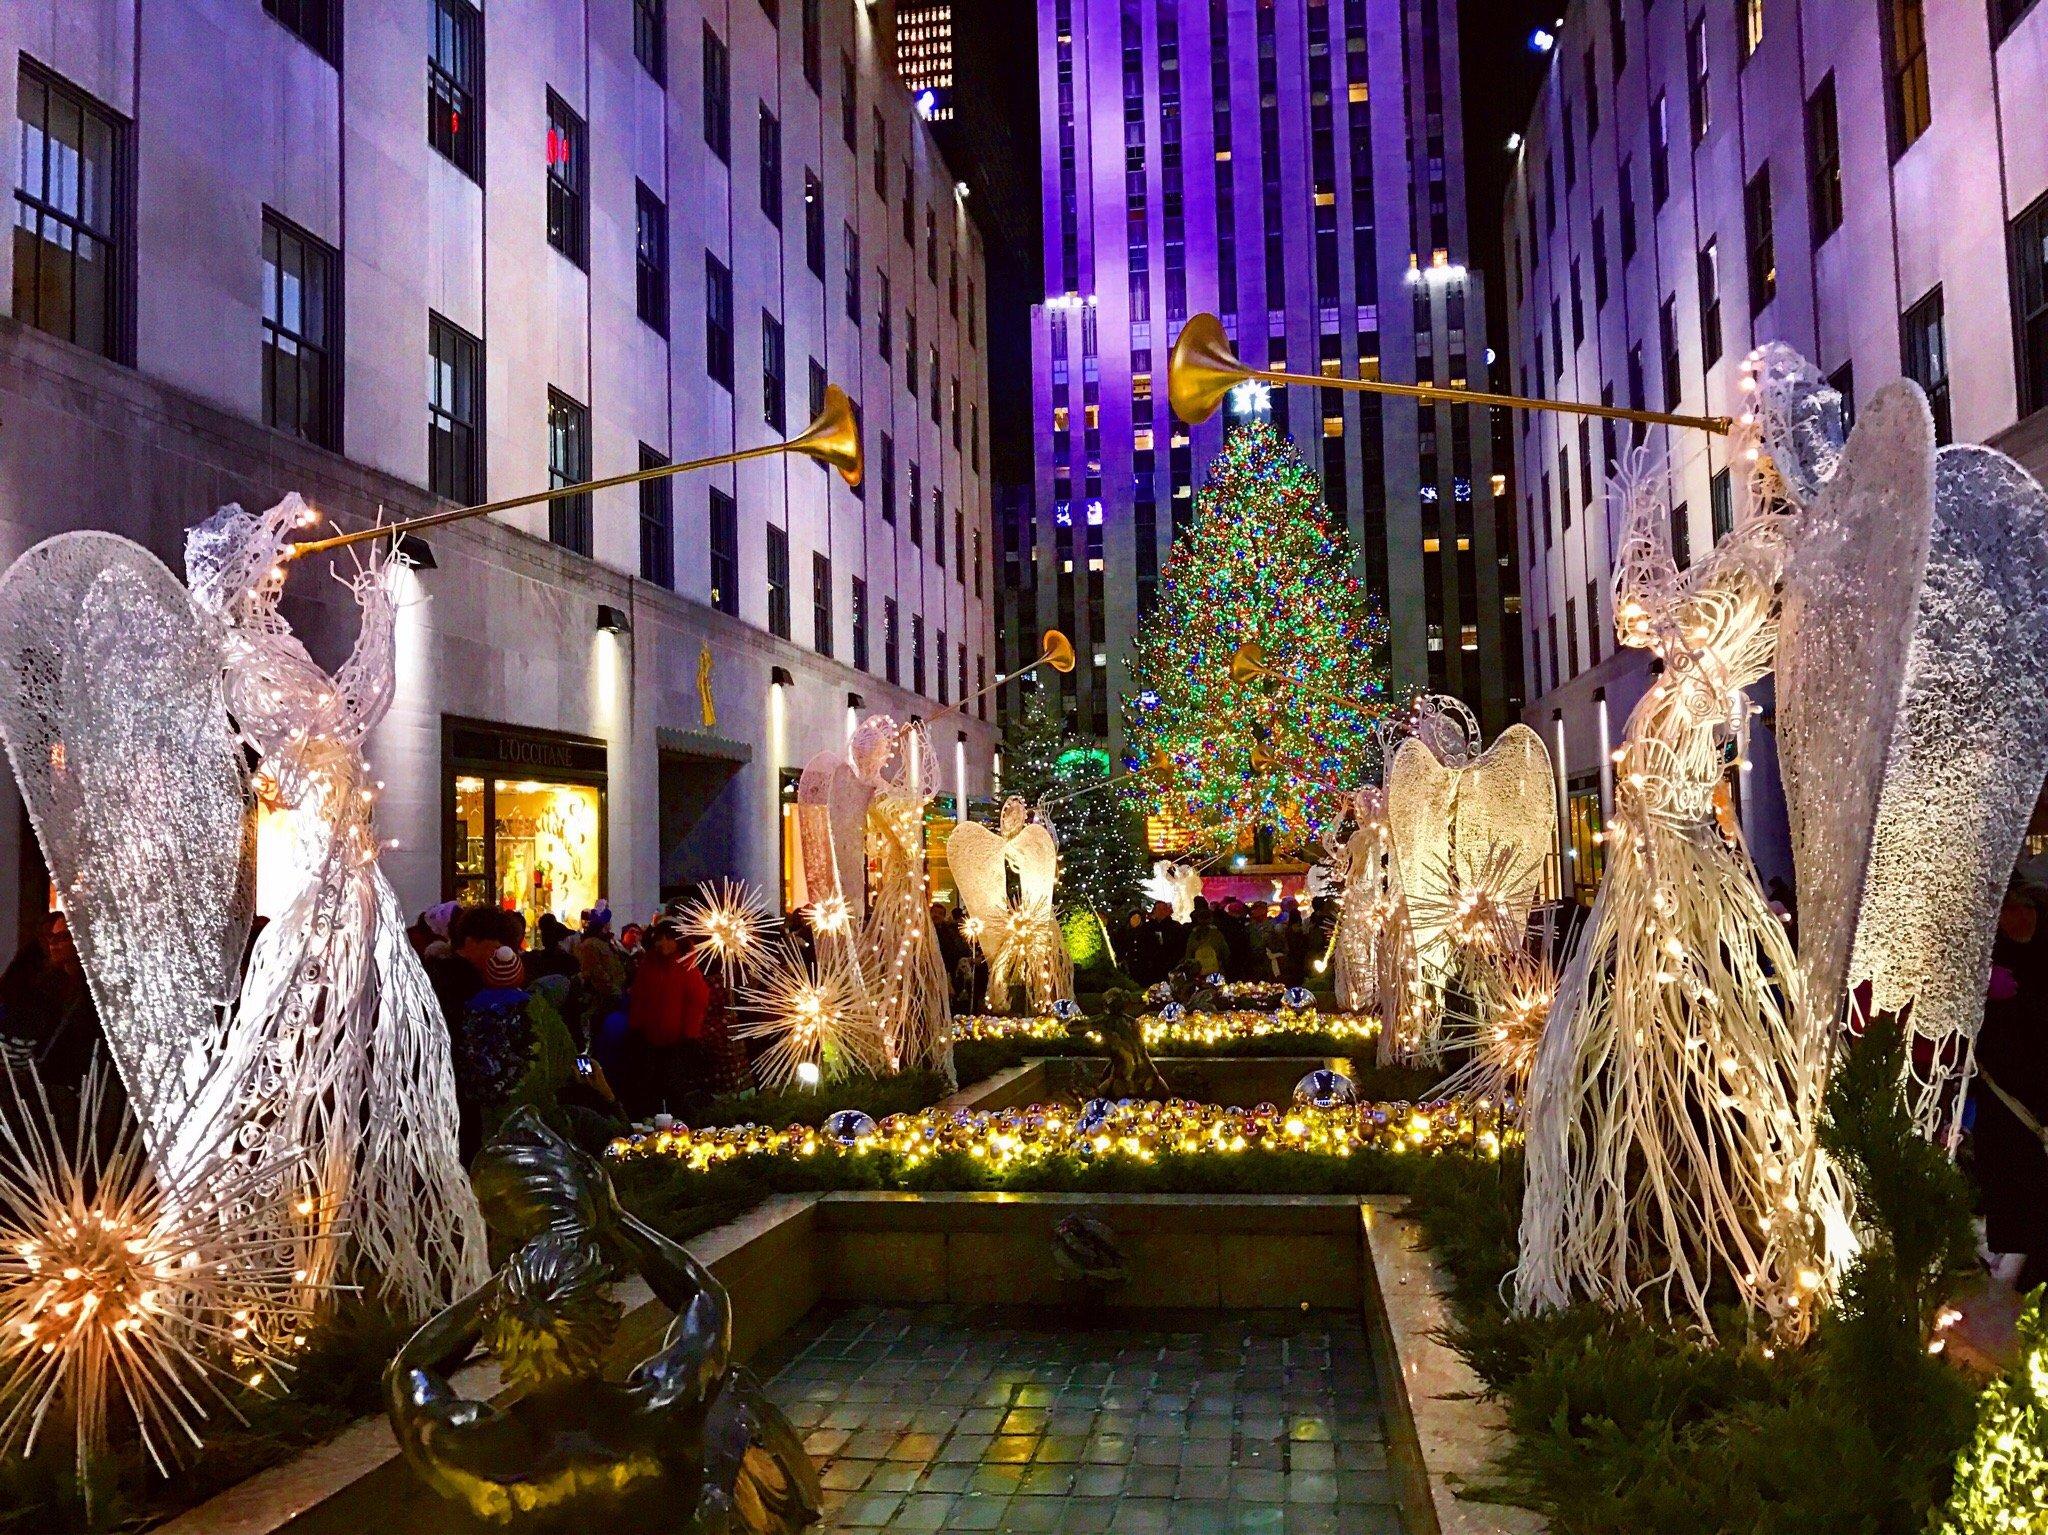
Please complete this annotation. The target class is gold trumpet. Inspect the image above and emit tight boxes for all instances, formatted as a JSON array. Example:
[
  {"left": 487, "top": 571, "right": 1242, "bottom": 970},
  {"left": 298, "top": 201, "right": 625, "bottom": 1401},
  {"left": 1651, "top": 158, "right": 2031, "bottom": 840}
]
[
  {"left": 1169, "top": 312, "right": 1731, "bottom": 436},
  {"left": 917, "top": 629, "right": 1076, "bottom": 732},
  {"left": 289, "top": 385, "right": 865, "bottom": 561},
  {"left": 1229, "top": 640, "right": 1274, "bottom": 684}
]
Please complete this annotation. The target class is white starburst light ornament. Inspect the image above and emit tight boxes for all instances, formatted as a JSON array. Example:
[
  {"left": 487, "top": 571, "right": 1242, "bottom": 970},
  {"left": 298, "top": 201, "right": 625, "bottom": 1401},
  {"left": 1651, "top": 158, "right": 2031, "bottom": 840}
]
[
  {"left": 0, "top": 1063, "right": 313, "bottom": 1509},
  {"left": 735, "top": 944, "right": 888, "bottom": 1090},
  {"left": 677, "top": 877, "right": 781, "bottom": 973}
]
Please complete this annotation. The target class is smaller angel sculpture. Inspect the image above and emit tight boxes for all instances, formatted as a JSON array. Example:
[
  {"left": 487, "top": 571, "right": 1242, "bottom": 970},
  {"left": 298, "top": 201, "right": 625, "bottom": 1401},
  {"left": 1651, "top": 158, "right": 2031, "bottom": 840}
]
[
  {"left": 947, "top": 798, "right": 1073, "bottom": 1014},
  {"left": 1141, "top": 859, "right": 1202, "bottom": 923},
  {"left": 1381, "top": 706, "right": 1554, "bottom": 1064},
  {"left": 386, "top": 1111, "right": 821, "bottom": 1532}
]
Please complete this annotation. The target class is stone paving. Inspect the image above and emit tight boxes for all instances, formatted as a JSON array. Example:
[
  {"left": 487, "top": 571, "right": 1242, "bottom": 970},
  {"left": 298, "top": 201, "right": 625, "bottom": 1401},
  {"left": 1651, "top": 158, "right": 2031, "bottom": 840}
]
[{"left": 762, "top": 1304, "right": 1411, "bottom": 1535}]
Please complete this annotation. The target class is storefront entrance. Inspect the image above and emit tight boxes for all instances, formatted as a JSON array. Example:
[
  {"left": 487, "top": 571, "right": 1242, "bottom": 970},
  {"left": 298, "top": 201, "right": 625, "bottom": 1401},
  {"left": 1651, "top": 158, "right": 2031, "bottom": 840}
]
[{"left": 443, "top": 718, "right": 608, "bottom": 929}]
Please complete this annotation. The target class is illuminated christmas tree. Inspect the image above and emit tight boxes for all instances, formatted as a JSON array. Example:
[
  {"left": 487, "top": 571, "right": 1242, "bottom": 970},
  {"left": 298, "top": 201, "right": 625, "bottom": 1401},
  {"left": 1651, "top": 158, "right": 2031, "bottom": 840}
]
[{"left": 1125, "top": 423, "right": 1392, "bottom": 851}]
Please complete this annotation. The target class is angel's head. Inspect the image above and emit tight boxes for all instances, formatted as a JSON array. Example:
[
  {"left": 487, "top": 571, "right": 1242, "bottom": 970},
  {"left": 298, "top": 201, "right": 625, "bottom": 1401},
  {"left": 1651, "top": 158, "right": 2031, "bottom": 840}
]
[
  {"left": 998, "top": 796, "right": 1029, "bottom": 836},
  {"left": 849, "top": 714, "right": 900, "bottom": 784},
  {"left": 1742, "top": 342, "right": 1846, "bottom": 508},
  {"left": 185, "top": 495, "right": 317, "bottom": 620}
]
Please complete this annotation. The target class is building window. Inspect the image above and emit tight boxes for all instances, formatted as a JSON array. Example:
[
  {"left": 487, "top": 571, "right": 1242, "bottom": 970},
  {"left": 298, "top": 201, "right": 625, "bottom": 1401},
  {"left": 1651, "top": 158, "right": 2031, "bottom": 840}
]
[
  {"left": 872, "top": 108, "right": 887, "bottom": 195},
  {"left": 843, "top": 223, "right": 860, "bottom": 323},
  {"left": 429, "top": 0, "right": 483, "bottom": 179},
  {"left": 1903, "top": 285, "right": 1951, "bottom": 444},
  {"left": 803, "top": 172, "right": 825, "bottom": 277},
  {"left": 812, "top": 552, "right": 833, "bottom": 656},
  {"left": 912, "top": 615, "right": 926, "bottom": 694},
  {"left": 1658, "top": 296, "right": 1681, "bottom": 411},
  {"left": 766, "top": 525, "right": 791, "bottom": 638},
  {"left": 1805, "top": 73, "right": 1842, "bottom": 241},
  {"left": 447, "top": 730, "right": 607, "bottom": 929},
  {"left": 884, "top": 598, "right": 901, "bottom": 684},
  {"left": 635, "top": 0, "right": 666, "bottom": 83},
  {"left": 801, "top": 0, "right": 822, "bottom": 89},
  {"left": 1710, "top": 466, "right": 1734, "bottom": 542},
  {"left": 1882, "top": 0, "right": 1931, "bottom": 159},
  {"left": 1740, "top": 0, "right": 1763, "bottom": 60},
  {"left": 1698, "top": 240, "right": 1722, "bottom": 366},
  {"left": 2013, "top": 193, "right": 2048, "bottom": 418},
  {"left": 840, "top": 53, "right": 857, "bottom": 148},
  {"left": 705, "top": 252, "right": 733, "bottom": 388},
  {"left": 906, "top": 311, "right": 920, "bottom": 392},
  {"left": 852, "top": 577, "right": 869, "bottom": 671},
  {"left": 880, "top": 433, "right": 896, "bottom": 523},
  {"left": 12, "top": 62, "right": 130, "bottom": 362},
  {"left": 936, "top": 627, "right": 949, "bottom": 704},
  {"left": 1994, "top": 0, "right": 2044, "bottom": 40},
  {"left": 546, "top": 389, "right": 592, "bottom": 555},
  {"left": 909, "top": 461, "right": 923, "bottom": 545},
  {"left": 1828, "top": 361, "right": 1857, "bottom": 430},
  {"left": 762, "top": 311, "right": 786, "bottom": 431},
  {"left": 1671, "top": 500, "right": 1691, "bottom": 570},
  {"left": 878, "top": 273, "right": 893, "bottom": 359},
  {"left": 759, "top": 106, "right": 782, "bottom": 225},
  {"left": 428, "top": 313, "right": 483, "bottom": 502},
  {"left": 265, "top": 0, "right": 339, "bottom": 62},
  {"left": 635, "top": 181, "right": 669, "bottom": 336},
  {"left": 639, "top": 445, "right": 674, "bottom": 587},
  {"left": 261, "top": 211, "right": 338, "bottom": 450},
  {"left": 1650, "top": 93, "right": 1670, "bottom": 206},
  {"left": 1686, "top": 17, "right": 1710, "bottom": 141},
  {"left": 545, "top": 91, "right": 587, "bottom": 267},
  {"left": 1745, "top": 166, "right": 1775, "bottom": 314},
  {"left": 702, "top": 24, "right": 729, "bottom": 161},
  {"left": 709, "top": 489, "right": 739, "bottom": 615}
]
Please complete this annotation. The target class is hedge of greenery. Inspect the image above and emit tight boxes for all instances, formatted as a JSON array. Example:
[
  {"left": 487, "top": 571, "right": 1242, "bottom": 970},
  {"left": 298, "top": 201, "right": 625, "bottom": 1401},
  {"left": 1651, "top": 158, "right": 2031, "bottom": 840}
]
[{"left": 1404, "top": 1022, "right": 1995, "bottom": 1535}]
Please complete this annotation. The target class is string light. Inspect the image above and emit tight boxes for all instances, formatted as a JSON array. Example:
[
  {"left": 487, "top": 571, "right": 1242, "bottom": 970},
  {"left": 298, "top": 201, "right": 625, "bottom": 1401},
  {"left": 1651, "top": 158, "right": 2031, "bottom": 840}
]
[
  {"left": 953, "top": 1007, "right": 1380, "bottom": 1050},
  {"left": 609, "top": 1093, "right": 1507, "bottom": 1173}
]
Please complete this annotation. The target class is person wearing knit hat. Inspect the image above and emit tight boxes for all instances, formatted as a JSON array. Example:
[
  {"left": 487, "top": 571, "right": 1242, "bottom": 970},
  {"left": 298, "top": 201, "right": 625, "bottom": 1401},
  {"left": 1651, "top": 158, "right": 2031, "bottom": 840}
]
[
  {"left": 451, "top": 947, "right": 534, "bottom": 1159},
  {"left": 482, "top": 945, "right": 524, "bottom": 989}
]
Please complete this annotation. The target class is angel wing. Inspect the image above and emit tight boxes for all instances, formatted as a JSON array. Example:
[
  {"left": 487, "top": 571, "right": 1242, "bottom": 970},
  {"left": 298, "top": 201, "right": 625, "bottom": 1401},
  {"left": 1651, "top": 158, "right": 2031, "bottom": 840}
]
[
  {"left": 1848, "top": 444, "right": 2048, "bottom": 1049},
  {"left": 0, "top": 533, "right": 254, "bottom": 1159},
  {"left": 944, "top": 820, "right": 1011, "bottom": 937},
  {"left": 1453, "top": 724, "right": 1555, "bottom": 915},
  {"left": 1385, "top": 737, "right": 1459, "bottom": 962},
  {"left": 1007, "top": 821, "right": 1060, "bottom": 910},
  {"left": 1776, "top": 381, "right": 1936, "bottom": 1027},
  {"left": 797, "top": 747, "right": 872, "bottom": 921}
]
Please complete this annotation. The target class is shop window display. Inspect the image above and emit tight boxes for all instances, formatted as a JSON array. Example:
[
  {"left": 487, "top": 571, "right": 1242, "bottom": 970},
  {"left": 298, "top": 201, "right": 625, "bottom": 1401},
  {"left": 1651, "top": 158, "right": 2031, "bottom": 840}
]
[{"left": 452, "top": 774, "right": 604, "bottom": 928}]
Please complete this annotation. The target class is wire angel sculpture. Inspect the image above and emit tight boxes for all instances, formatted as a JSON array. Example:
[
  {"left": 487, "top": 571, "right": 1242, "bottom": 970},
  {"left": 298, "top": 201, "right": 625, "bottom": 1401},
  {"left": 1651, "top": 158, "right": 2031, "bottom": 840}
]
[
  {"left": 1325, "top": 788, "right": 1391, "bottom": 1014},
  {"left": 0, "top": 497, "right": 486, "bottom": 1321},
  {"left": 1141, "top": 859, "right": 1202, "bottom": 923},
  {"left": 797, "top": 716, "right": 954, "bottom": 1081},
  {"left": 1515, "top": 351, "right": 1937, "bottom": 1336},
  {"left": 185, "top": 496, "right": 486, "bottom": 1313},
  {"left": 947, "top": 797, "right": 1074, "bottom": 1014},
  {"left": 1381, "top": 710, "right": 1555, "bottom": 1065}
]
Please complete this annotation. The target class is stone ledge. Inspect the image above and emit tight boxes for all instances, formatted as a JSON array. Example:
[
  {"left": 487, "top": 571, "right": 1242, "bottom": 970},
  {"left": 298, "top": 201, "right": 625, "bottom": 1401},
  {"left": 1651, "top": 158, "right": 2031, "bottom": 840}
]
[{"left": 1361, "top": 1197, "right": 1547, "bottom": 1535}]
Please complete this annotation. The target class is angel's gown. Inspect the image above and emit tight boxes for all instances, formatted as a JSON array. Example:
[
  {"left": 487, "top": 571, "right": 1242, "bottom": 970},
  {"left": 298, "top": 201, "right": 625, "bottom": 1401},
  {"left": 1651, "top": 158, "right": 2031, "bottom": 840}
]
[
  {"left": 1514, "top": 484, "right": 1846, "bottom": 1338},
  {"left": 197, "top": 522, "right": 485, "bottom": 1314}
]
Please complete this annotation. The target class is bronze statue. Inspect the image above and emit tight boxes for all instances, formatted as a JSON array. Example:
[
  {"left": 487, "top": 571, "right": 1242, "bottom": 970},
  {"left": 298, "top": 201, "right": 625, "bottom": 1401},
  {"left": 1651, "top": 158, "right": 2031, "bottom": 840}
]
[
  {"left": 1069, "top": 987, "right": 1171, "bottom": 1101},
  {"left": 385, "top": 1110, "right": 821, "bottom": 1531}
]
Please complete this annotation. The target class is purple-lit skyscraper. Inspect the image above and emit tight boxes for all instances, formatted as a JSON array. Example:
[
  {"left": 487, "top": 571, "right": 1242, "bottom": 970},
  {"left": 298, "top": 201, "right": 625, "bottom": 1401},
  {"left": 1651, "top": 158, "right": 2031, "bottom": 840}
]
[{"left": 1009, "top": 0, "right": 1521, "bottom": 753}]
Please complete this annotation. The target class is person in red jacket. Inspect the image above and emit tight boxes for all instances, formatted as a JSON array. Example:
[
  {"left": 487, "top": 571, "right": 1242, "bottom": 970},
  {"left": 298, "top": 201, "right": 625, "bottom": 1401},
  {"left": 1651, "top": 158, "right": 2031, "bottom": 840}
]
[{"left": 622, "top": 918, "right": 710, "bottom": 1118}]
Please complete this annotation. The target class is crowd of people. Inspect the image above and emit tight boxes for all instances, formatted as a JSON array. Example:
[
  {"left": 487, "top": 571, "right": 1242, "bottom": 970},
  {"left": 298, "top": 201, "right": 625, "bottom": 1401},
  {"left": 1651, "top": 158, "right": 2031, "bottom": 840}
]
[
  {"left": 406, "top": 895, "right": 746, "bottom": 1152},
  {"left": 1117, "top": 893, "right": 1338, "bottom": 988}
]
